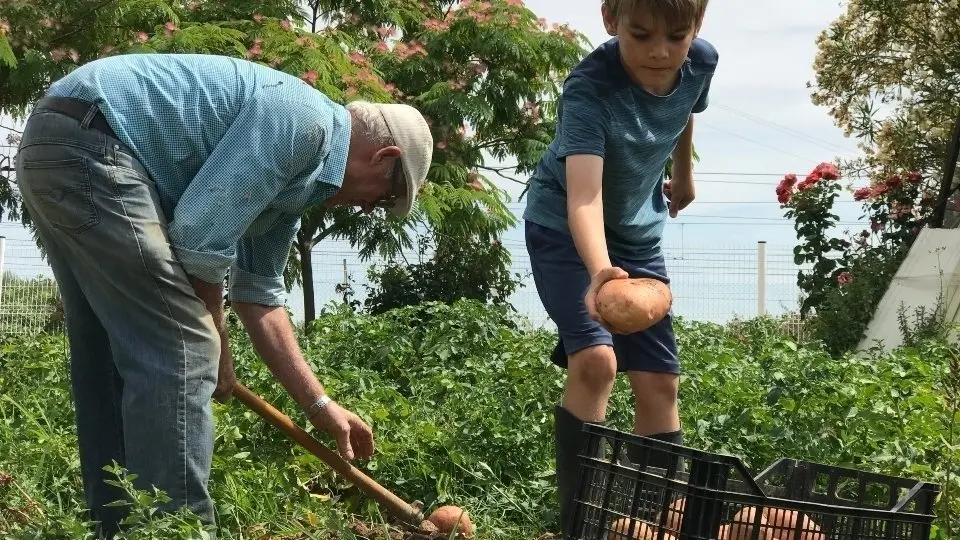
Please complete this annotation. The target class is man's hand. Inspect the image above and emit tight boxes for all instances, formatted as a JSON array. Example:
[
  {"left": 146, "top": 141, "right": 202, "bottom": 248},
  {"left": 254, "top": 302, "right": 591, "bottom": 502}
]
[
  {"left": 584, "top": 266, "right": 629, "bottom": 331},
  {"left": 664, "top": 174, "right": 695, "bottom": 218},
  {"left": 309, "top": 400, "right": 375, "bottom": 461}
]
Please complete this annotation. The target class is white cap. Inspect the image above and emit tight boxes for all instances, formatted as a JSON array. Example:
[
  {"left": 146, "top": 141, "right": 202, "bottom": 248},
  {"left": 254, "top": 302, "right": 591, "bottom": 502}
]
[{"left": 372, "top": 103, "right": 434, "bottom": 218}]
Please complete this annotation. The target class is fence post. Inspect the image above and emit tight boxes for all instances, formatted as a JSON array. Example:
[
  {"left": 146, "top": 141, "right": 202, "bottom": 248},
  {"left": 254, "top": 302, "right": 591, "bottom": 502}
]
[
  {"left": 0, "top": 235, "right": 5, "bottom": 308},
  {"left": 757, "top": 240, "right": 766, "bottom": 317}
]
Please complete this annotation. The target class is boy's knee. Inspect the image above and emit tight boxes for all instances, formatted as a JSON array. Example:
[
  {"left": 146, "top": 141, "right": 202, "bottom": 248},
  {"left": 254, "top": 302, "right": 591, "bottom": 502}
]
[
  {"left": 568, "top": 345, "right": 618, "bottom": 393},
  {"left": 628, "top": 371, "right": 679, "bottom": 408}
]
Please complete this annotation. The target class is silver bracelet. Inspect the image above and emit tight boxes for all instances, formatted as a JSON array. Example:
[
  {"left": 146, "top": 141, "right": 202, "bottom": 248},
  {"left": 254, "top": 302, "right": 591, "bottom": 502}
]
[{"left": 306, "top": 394, "right": 332, "bottom": 419}]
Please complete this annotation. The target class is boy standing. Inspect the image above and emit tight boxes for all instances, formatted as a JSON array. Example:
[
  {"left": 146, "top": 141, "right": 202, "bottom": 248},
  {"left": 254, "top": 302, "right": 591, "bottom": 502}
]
[{"left": 522, "top": 0, "right": 715, "bottom": 535}]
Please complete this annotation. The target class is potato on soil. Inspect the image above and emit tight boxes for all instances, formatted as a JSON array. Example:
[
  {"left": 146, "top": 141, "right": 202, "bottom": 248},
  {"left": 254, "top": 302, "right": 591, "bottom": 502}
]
[
  {"left": 426, "top": 505, "right": 473, "bottom": 537},
  {"left": 595, "top": 278, "right": 672, "bottom": 334},
  {"left": 608, "top": 517, "right": 676, "bottom": 540}
]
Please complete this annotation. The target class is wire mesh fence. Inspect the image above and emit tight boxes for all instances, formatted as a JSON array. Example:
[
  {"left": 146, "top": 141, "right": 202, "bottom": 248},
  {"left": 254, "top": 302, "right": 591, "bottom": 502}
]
[
  {"left": 0, "top": 231, "right": 809, "bottom": 339},
  {"left": 0, "top": 238, "right": 62, "bottom": 337}
]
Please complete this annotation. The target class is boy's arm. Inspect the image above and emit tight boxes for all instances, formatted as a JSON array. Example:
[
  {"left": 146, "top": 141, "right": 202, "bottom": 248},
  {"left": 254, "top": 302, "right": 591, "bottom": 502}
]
[
  {"left": 567, "top": 154, "right": 613, "bottom": 278},
  {"left": 567, "top": 154, "right": 629, "bottom": 325},
  {"left": 555, "top": 76, "right": 629, "bottom": 324},
  {"left": 666, "top": 115, "right": 697, "bottom": 217},
  {"left": 672, "top": 115, "right": 695, "bottom": 179}
]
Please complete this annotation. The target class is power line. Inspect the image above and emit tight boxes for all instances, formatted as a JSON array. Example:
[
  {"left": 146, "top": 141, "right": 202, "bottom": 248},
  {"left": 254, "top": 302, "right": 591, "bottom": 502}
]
[
  {"left": 710, "top": 102, "right": 851, "bottom": 156},
  {"left": 696, "top": 121, "right": 822, "bottom": 163},
  {"left": 694, "top": 172, "right": 794, "bottom": 176},
  {"left": 655, "top": 200, "right": 865, "bottom": 204}
]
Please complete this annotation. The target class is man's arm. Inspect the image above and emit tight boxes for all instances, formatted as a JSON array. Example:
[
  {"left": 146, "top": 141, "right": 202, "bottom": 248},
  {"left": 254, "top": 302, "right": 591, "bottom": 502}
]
[
  {"left": 225, "top": 209, "right": 374, "bottom": 460},
  {"left": 231, "top": 300, "right": 374, "bottom": 461},
  {"left": 191, "top": 277, "right": 226, "bottom": 330},
  {"left": 191, "top": 277, "right": 235, "bottom": 402},
  {"left": 231, "top": 302, "right": 326, "bottom": 409}
]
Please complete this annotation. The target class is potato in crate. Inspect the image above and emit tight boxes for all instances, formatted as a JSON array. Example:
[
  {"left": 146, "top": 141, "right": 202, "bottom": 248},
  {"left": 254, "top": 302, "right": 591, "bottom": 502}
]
[{"left": 567, "top": 424, "right": 940, "bottom": 540}]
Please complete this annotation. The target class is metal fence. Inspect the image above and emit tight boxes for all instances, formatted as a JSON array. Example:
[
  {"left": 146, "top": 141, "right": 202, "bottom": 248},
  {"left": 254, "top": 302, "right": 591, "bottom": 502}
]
[
  {"left": 0, "top": 232, "right": 808, "bottom": 338},
  {"left": 0, "top": 237, "right": 62, "bottom": 336}
]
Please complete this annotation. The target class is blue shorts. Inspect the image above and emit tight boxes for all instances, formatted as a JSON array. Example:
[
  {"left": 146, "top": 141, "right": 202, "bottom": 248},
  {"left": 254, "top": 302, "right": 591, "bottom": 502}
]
[{"left": 525, "top": 220, "right": 679, "bottom": 374}]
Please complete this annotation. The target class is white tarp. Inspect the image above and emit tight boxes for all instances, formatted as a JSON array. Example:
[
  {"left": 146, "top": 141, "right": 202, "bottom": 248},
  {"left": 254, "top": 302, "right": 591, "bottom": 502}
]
[{"left": 857, "top": 228, "right": 960, "bottom": 352}]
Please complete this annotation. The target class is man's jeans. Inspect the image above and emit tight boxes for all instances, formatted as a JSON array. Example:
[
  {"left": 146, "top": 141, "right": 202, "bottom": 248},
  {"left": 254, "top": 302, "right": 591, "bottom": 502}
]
[{"left": 15, "top": 99, "right": 220, "bottom": 537}]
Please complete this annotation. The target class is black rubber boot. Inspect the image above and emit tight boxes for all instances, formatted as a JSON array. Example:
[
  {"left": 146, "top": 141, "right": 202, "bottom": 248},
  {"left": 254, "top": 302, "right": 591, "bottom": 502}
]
[
  {"left": 628, "top": 428, "right": 685, "bottom": 472},
  {"left": 554, "top": 405, "right": 599, "bottom": 540},
  {"left": 626, "top": 429, "right": 685, "bottom": 524}
]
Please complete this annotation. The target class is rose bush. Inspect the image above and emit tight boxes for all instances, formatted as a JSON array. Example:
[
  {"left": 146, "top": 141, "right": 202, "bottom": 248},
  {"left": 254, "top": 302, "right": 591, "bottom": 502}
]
[{"left": 777, "top": 161, "right": 935, "bottom": 354}]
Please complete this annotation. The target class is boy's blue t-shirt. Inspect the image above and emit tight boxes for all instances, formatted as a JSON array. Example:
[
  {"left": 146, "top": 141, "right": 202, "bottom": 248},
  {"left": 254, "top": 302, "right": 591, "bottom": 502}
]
[{"left": 522, "top": 37, "right": 719, "bottom": 262}]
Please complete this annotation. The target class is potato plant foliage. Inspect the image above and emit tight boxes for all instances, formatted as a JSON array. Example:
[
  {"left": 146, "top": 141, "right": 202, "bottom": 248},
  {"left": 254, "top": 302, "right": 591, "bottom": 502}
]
[{"left": 1, "top": 300, "right": 958, "bottom": 539}]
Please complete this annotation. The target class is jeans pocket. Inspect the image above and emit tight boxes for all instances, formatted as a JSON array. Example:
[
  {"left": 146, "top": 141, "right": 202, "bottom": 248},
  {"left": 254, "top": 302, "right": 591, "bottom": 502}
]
[{"left": 20, "top": 156, "right": 100, "bottom": 234}]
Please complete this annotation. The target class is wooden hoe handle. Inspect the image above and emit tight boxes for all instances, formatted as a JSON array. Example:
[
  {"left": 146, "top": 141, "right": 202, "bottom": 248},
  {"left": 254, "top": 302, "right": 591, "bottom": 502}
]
[{"left": 232, "top": 382, "right": 424, "bottom": 526}]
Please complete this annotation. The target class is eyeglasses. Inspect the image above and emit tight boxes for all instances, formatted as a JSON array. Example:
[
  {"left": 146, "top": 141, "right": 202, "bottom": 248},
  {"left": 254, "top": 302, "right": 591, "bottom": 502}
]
[{"left": 371, "top": 158, "right": 406, "bottom": 209}]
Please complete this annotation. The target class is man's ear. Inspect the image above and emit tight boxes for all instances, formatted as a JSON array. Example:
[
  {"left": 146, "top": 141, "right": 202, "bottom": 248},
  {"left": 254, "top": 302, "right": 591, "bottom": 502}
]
[
  {"left": 371, "top": 145, "right": 402, "bottom": 165},
  {"left": 601, "top": 3, "right": 618, "bottom": 36}
]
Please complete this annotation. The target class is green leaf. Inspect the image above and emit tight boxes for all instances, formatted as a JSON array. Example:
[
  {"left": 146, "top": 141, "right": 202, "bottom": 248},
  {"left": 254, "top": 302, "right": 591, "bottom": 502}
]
[{"left": 0, "top": 34, "right": 16, "bottom": 69}]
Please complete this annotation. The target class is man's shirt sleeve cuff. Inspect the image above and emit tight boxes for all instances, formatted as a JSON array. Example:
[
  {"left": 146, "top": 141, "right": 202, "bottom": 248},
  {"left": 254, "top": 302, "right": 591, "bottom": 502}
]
[
  {"left": 173, "top": 246, "right": 232, "bottom": 284},
  {"left": 227, "top": 266, "right": 286, "bottom": 306}
]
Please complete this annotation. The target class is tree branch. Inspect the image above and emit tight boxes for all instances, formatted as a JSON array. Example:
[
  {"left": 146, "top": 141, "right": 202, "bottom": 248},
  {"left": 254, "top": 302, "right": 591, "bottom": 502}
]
[
  {"left": 310, "top": 208, "right": 364, "bottom": 248},
  {"left": 53, "top": 0, "right": 121, "bottom": 44},
  {"left": 476, "top": 164, "right": 526, "bottom": 185}
]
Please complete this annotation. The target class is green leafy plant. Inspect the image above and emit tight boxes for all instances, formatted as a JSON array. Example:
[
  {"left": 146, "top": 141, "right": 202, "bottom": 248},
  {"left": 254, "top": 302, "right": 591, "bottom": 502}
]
[
  {"left": 3, "top": 303, "right": 958, "bottom": 538},
  {"left": 361, "top": 231, "right": 525, "bottom": 315},
  {"left": 99, "top": 462, "right": 216, "bottom": 540}
]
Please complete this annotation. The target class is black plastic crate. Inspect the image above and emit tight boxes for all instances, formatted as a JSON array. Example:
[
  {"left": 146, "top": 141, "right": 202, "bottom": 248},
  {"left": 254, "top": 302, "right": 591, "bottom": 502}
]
[{"left": 567, "top": 423, "right": 940, "bottom": 540}]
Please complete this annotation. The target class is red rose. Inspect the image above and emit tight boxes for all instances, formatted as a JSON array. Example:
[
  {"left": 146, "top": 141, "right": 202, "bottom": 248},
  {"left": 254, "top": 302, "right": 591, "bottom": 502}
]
[
  {"left": 871, "top": 184, "right": 891, "bottom": 198},
  {"left": 814, "top": 162, "right": 841, "bottom": 180},
  {"left": 853, "top": 187, "right": 871, "bottom": 201},
  {"left": 776, "top": 176, "right": 796, "bottom": 204},
  {"left": 797, "top": 177, "right": 818, "bottom": 191}
]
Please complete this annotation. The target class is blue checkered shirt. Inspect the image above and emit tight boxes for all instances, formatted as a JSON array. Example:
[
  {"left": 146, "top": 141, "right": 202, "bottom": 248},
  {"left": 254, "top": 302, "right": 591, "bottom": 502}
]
[{"left": 46, "top": 53, "right": 351, "bottom": 306}]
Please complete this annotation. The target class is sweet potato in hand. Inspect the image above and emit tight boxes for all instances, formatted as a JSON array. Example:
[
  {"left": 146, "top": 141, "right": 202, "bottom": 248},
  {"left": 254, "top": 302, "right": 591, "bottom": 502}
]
[{"left": 595, "top": 278, "right": 672, "bottom": 334}]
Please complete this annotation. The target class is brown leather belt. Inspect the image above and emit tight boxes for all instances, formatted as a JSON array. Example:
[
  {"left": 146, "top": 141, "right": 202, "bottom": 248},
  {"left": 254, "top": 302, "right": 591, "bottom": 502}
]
[{"left": 36, "top": 96, "right": 120, "bottom": 141}]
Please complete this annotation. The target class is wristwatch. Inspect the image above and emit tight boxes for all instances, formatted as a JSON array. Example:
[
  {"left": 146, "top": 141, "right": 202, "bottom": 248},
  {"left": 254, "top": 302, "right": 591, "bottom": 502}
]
[{"left": 306, "top": 394, "right": 332, "bottom": 419}]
